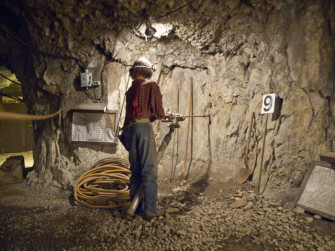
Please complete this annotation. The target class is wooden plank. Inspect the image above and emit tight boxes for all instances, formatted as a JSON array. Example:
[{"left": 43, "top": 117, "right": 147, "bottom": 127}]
[
  {"left": 71, "top": 103, "right": 106, "bottom": 112},
  {"left": 320, "top": 152, "right": 335, "bottom": 164},
  {"left": 296, "top": 163, "right": 335, "bottom": 220}
]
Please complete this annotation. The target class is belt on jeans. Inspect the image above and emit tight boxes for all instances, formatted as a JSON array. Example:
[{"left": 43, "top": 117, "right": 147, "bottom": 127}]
[{"left": 122, "top": 118, "right": 150, "bottom": 132}]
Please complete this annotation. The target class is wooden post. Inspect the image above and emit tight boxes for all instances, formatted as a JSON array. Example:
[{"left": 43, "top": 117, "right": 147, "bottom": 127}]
[
  {"left": 170, "top": 85, "right": 180, "bottom": 181},
  {"left": 258, "top": 113, "right": 268, "bottom": 194},
  {"left": 183, "top": 77, "right": 193, "bottom": 180}
]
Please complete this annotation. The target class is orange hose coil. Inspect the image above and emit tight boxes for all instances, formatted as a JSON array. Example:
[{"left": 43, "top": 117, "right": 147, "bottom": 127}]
[{"left": 73, "top": 157, "right": 131, "bottom": 209}]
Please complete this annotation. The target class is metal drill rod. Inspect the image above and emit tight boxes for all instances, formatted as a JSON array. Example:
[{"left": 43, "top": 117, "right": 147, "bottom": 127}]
[
  {"left": 163, "top": 113, "right": 210, "bottom": 121},
  {"left": 184, "top": 115, "right": 210, "bottom": 118}
]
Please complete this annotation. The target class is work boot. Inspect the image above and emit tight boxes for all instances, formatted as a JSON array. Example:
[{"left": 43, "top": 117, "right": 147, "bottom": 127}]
[{"left": 144, "top": 210, "right": 165, "bottom": 220}]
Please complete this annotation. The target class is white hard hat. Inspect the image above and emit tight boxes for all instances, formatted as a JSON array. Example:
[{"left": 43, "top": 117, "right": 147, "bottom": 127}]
[{"left": 132, "top": 57, "right": 157, "bottom": 71}]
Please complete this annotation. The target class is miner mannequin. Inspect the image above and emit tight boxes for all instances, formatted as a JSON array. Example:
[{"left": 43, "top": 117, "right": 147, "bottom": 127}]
[{"left": 121, "top": 57, "right": 165, "bottom": 219}]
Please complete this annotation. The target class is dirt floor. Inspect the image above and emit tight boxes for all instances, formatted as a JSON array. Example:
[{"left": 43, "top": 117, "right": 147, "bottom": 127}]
[{"left": 1, "top": 177, "right": 335, "bottom": 251}]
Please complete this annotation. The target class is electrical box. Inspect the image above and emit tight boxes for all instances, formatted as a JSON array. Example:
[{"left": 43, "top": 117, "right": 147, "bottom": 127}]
[
  {"left": 80, "top": 70, "right": 92, "bottom": 88},
  {"left": 80, "top": 70, "right": 101, "bottom": 88}
]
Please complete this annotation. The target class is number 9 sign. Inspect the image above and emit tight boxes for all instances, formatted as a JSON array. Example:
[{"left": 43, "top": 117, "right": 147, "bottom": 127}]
[{"left": 261, "top": 93, "right": 276, "bottom": 114}]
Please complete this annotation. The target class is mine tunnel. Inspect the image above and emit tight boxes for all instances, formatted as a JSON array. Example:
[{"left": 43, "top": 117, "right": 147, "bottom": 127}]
[{"left": 0, "top": 0, "right": 335, "bottom": 250}]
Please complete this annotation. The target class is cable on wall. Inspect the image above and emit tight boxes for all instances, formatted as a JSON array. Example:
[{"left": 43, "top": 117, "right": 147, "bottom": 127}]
[
  {"left": 152, "top": 0, "right": 202, "bottom": 21},
  {"left": 0, "top": 72, "right": 21, "bottom": 85},
  {"left": 1, "top": 28, "right": 87, "bottom": 70},
  {"left": 0, "top": 90, "right": 23, "bottom": 102}
]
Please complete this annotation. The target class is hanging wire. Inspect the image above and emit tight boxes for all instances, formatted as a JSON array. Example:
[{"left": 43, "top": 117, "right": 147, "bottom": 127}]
[
  {"left": 0, "top": 90, "right": 23, "bottom": 102},
  {"left": 1, "top": 28, "right": 87, "bottom": 70},
  {"left": 152, "top": 0, "right": 201, "bottom": 21},
  {"left": 115, "top": 74, "right": 131, "bottom": 136},
  {"left": 113, "top": 22, "right": 143, "bottom": 59},
  {"left": 0, "top": 73, "right": 21, "bottom": 85}
]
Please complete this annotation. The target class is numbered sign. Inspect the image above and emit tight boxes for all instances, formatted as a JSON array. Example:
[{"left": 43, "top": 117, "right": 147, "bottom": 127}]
[{"left": 261, "top": 93, "right": 276, "bottom": 114}]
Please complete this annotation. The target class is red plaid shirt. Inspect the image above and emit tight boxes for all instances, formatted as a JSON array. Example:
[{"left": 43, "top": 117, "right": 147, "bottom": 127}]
[{"left": 124, "top": 79, "right": 165, "bottom": 126}]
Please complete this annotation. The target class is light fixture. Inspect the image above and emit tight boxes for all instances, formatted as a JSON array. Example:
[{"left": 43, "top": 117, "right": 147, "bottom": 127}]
[{"left": 145, "top": 17, "right": 156, "bottom": 37}]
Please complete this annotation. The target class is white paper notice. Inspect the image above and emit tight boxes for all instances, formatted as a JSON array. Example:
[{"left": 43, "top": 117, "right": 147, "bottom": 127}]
[{"left": 71, "top": 112, "right": 116, "bottom": 143}]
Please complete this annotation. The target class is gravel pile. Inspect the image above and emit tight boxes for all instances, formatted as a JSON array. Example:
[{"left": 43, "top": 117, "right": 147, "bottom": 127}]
[{"left": 0, "top": 181, "right": 334, "bottom": 250}]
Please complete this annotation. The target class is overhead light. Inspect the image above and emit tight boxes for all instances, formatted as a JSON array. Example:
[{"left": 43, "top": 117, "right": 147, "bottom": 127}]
[{"left": 145, "top": 17, "right": 156, "bottom": 37}]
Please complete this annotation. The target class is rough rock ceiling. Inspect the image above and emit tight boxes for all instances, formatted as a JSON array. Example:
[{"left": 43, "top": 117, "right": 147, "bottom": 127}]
[{"left": 0, "top": 0, "right": 287, "bottom": 69}]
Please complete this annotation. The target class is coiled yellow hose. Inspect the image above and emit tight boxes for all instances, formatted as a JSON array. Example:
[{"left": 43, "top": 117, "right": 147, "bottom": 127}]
[{"left": 73, "top": 157, "right": 131, "bottom": 209}]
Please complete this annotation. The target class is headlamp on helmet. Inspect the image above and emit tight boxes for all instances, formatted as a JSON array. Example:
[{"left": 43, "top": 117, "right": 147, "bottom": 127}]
[{"left": 132, "top": 57, "right": 157, "bottom": 72}]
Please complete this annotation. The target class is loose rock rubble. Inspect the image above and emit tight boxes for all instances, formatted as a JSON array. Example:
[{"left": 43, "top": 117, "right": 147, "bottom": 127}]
[{"left": 0, "top": 180, "right": 334, "bottom": 250}]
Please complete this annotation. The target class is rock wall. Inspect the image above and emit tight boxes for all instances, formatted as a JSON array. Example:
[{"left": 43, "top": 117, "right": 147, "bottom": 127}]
[{"left": 0, "top": 0, "right": 334, "bottom": 197}]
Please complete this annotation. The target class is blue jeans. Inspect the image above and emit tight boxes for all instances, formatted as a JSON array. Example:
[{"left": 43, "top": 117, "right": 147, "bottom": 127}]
[{"left": 123, "top": 122, "right": 158, "bottom": 214}]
